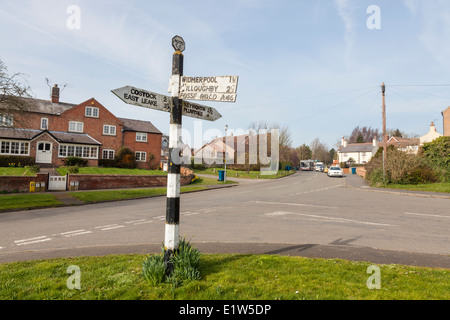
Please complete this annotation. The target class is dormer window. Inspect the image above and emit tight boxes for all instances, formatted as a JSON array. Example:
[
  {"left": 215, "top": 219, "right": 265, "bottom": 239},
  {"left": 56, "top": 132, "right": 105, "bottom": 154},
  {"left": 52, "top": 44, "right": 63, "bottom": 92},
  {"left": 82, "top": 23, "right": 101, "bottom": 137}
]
[
  {"left": 85, "top": 106, "right": 99, "bottom": 118},
  {"left": 0, "top": 114, "right": 13, "bottom": 127}
]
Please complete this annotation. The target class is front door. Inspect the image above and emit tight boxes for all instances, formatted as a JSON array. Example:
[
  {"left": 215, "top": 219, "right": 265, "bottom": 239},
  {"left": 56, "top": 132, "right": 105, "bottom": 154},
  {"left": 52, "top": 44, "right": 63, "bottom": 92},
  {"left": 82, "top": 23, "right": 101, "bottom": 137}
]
[{"left": 36, "top": 142, "right": 52, "bottom": 164}]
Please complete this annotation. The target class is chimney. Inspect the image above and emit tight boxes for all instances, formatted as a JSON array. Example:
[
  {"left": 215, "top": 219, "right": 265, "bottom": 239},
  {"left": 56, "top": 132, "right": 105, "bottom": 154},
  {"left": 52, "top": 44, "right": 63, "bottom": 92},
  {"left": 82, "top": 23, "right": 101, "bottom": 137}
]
[
  {"left": 373, "top": 138, "right": 377, "bottom": 147},
  {"left": 51, "top": 84, "right": 60, "bottom": 104},
  {"left": 430, "top": 121, "right": 436, "bottom": 132},
  {"left": 341, "top": 137, "right": 347, "bottom": 148}
]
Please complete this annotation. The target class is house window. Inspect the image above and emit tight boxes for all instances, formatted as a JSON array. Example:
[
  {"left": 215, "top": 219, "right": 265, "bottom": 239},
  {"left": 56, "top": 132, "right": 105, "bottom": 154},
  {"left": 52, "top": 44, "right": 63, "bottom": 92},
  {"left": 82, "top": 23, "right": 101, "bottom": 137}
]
[
  {"left": 0, "top": 140, "right": 29, "bottom": 156},
  {"left": 102, "top": 149, "right": 115, "bottom": 160},
  {"left": 136, "top": 132, "right": 147, "bottom": 142},
  {"left": 103, "top": 125, "right": 116, "bottom": 136},
  {"left": 135, "top": 151, "right": 146, "bottom": 162},
  {"left": 58, "top": 144, "right": 98, "bottom": 159},
  {"left": 85, "top": 107, "right": 99, "bottom": 118},
  {"left": 40, "top": 118, "right": 48, "bottom": 130},
  {"left": 162, "top": 139, "right": 168, "bottom": 147},
  {"left": 69, "top": 121, "right": 83, "bottom": 133},
  {"left": 0, "top": 114, "right": 13, "bottom": 127}
]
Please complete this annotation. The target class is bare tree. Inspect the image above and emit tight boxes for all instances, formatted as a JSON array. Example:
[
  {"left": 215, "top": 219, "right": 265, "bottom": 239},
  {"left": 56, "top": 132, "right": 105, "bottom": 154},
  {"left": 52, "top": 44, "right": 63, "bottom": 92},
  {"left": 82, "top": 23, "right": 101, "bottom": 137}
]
[
  {"left": 348, "top": 126, "right": 380, "bottom": 143},
  {"left": 310, "top": 138, "right": 329, "bottom": 163},
  {"left": 0, "top": 59, "right": 33, "bottom": 127}
]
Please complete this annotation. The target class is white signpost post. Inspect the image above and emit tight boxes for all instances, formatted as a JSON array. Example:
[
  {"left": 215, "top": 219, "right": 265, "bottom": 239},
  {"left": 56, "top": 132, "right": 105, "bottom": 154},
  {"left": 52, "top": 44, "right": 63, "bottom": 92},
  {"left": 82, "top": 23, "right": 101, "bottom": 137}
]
[{"left": 112, "top": 35, "right": 238, "bottom": 270}]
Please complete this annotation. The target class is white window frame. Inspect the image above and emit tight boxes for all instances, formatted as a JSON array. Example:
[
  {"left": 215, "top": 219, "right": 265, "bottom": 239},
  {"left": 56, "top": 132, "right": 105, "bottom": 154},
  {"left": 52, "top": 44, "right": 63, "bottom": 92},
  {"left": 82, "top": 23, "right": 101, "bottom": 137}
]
[
  {"left": 69, "top": 121, "right": 84, "bottom": 133},
  {"left": 0, "top": 114, "right": 13, "bottom": 127},
  {"left": 85, "top": 106, "right": 99, "bottom": 118},
  {"left": 103, "top": 125, "right": 116, "bottom": 136},
  {"left": 102, "top": 149, "right": 115, "bottom": 160},
  {"left": 0, "top": 140, "right": 30, "bottom": 156},
  {"left": 136, "top": 132, "right": 148, "bottom": 142},
  {"left": 41, "top": 118, "right": 48, "bottom": 130},
  {"left": 58, "top": 144, "right": 98, "bottom": 159},
  {"left": 135, "top": 151, "right": 147, "bottom": 162}
]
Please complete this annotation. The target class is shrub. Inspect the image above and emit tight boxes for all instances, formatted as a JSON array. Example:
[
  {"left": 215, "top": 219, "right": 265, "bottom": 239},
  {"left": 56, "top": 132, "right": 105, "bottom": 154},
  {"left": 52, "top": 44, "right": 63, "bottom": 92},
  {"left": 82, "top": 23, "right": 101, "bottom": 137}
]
[
  {"left": 0, "top": 156, "right": 35, "bottom": 167},
  {"left": 67, "top": 166, "right": 79, "bottom": 174},
  {"left": 421, "top": 137, "right": 450, "bottom": 182},
  {"left": 65, "top": 156, "right": 87, "bottom": 167},
  {"left": 365, "top": 145, "right": 438, "bottom": 185},
  {"left": 114, "top": 147, "right": 136, "bottom": 169},
  {"left": 98, "top": 159, "right": 115, "bottom": 168},
  {"left": 25, "top": 165, "right": 40, "bottom": 174}
]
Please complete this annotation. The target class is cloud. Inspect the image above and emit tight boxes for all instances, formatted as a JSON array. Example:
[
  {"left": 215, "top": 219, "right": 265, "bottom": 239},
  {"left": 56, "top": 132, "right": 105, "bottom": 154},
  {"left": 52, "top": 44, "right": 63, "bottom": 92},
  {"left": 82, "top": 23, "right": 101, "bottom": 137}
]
[{"left": 334, "top": 0, "right": 357, "bottom": 68}]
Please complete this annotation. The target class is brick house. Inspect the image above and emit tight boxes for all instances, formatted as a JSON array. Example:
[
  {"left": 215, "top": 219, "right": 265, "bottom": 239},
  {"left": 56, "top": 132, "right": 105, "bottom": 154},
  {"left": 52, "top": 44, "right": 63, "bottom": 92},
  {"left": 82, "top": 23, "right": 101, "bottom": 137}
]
[{"left": 0, "top": 85, "right": 162, "bottom": 169}]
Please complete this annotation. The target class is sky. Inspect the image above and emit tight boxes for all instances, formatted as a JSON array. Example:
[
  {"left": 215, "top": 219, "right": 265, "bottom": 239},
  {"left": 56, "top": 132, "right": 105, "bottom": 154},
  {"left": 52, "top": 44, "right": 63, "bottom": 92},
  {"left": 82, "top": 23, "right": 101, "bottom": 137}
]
[{"left": 1, "top": 0, "right": 450, "bottom": 150}]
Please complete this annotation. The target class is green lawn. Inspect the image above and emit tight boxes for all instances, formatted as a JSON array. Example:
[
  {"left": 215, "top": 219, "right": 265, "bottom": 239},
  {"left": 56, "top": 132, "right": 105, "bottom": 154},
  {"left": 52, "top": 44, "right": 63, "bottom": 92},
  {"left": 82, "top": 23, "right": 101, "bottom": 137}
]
[
  {"left": 0, "top": 253, "right": 448, "bottom": 300},
  {"left": 0, "top": 194, "right": 63, "bottom": 210},
  {"left": 194, "top": 168, "right": 295, "bottom": 179},
  {"left": 56, "top": 167, "right": 167, "bottom": 176},
  {"left": 0, "top": 167, "right": 36, "bottom": 176},
  {"left": 384, "top": 182, "right": 450, "bottom": 193},
  {"left": 69, "top": 186, "right": 208, "bottom": 203}
]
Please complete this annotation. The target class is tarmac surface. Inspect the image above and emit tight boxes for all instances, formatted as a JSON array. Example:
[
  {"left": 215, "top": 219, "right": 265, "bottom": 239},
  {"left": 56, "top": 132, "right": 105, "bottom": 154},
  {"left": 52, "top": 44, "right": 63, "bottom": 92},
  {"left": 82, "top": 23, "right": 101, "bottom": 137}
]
[{"left": 1, "top": 172, "right": 449, "bottom": 268}]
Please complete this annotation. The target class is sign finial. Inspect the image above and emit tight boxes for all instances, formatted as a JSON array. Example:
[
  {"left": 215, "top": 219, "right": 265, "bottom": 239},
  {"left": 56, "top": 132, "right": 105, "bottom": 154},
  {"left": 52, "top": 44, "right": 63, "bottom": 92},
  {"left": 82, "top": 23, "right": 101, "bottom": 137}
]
[{"left": 172, "top": 35, "right": 185, "bottom": 52}]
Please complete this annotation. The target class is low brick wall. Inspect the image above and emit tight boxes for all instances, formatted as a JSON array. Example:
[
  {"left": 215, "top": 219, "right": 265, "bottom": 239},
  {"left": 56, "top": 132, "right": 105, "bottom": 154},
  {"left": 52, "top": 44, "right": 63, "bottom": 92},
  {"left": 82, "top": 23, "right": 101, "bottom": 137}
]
[
  {"left": 67, "top": 174, "right": 194, "bottom": 191},
  {"left": 356, "top": 167, "right": 367, "bottom": 178},
  {"left": 0, "top": 174, "right": 48, "bottom": 193}
]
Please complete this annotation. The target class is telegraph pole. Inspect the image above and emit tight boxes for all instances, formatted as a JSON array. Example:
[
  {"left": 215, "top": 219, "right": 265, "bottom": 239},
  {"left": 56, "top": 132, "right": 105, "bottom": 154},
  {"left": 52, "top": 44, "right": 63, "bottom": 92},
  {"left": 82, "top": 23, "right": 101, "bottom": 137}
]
[
  {"left": 164, "top": 36, "right": 185, "bottom": 268},
  {"left": 381, "top": 82, "right": 387, "bottom": 183}
]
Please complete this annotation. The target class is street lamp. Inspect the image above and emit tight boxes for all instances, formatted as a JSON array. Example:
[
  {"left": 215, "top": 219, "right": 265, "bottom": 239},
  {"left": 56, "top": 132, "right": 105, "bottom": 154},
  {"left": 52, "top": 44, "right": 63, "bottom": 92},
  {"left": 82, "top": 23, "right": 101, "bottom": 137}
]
[{"left": 224, "top": 125, "right": 228, "bottom": 181}]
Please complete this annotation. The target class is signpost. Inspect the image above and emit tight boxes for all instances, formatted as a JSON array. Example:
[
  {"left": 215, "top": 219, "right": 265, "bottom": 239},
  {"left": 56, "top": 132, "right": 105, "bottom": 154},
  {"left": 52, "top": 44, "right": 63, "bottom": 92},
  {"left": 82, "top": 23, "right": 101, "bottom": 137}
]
[
  {"left": 112, "top": 35, "right": 238, "bottom": 268},
  {"left": 111, "top": 86, "right": 222, "bottom": 122},
  {"left": 179, "top": 75, "right": 238, "bottom": 102}
]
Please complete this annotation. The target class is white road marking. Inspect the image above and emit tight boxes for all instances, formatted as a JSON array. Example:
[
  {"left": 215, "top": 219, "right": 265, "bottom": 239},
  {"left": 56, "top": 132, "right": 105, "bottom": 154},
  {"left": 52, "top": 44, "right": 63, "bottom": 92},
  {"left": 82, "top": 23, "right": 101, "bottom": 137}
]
[
  {"left": 289, "top": 184, "right": 343, "bottom": 196},
  {"left": 95, "top": 224, "right": 125, "bottom": 231},
  {"left": 405, "top": 212, "right": 450, "bottom": 219},
  {"left": 60, "top": 230, "right": 92, "bottom": 237},
  {"left": 265, "top": 211, "right": 395, "bottom": 227},
  {"left": 15, "top": 236, "right": 51, "bottom": 246},
  {"left": 133, "top": 221, "right": 153, "bottom": 225},
  {"left": 250, "top": 200, "right": 338, "bottom": 209},
  {"left": 125, "top": 219, "right": 146, "bottom": 224}
]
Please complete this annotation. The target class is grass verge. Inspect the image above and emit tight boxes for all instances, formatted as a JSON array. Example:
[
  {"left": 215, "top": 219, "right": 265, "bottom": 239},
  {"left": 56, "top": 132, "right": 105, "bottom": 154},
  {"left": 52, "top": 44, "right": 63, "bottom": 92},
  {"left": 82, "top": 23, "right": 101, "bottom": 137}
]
[
  {"left": 383, "top": 182, "right": 450, "bottom": 193},
  {"left": 0, "top": 194, "right": 63, "bottom": 210},
  {"left": 69, "top": 186, "right": 208, "bottom": 203},
  {"left": 0, "top": 253, "right": 448, "bottom": 300}
]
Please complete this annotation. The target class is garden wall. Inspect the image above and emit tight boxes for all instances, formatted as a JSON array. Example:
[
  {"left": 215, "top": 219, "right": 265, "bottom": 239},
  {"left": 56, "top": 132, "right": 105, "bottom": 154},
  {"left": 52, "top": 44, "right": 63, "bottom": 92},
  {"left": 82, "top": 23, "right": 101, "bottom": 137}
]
[
  {"left": 67, "top": 174, "right": 194, "bottom": 191},
  {"left": 0, "top": 174, "right": 48, "bottom": 193}
]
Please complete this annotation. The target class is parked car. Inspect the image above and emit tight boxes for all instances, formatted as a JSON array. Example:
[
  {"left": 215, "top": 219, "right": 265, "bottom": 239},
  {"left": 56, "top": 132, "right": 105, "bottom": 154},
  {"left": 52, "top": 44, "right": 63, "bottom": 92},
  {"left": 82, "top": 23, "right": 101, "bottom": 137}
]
[{"left": 327, "top": 166, "right": 343, "bottom": 177}]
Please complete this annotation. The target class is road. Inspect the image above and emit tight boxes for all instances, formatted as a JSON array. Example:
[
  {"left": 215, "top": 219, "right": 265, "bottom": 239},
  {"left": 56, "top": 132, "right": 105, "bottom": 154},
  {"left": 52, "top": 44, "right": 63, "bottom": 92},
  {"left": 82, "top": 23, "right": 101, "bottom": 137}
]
[{"left": 0, "top": 172, "right": 449, "bottom": 267}]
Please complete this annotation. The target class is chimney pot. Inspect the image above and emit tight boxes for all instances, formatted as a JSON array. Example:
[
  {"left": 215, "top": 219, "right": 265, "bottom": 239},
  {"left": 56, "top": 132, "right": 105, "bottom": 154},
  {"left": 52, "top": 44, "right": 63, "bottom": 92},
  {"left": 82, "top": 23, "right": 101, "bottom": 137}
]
[{"left": 51, "top": 84, "right": 60, "bottom": 104}]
